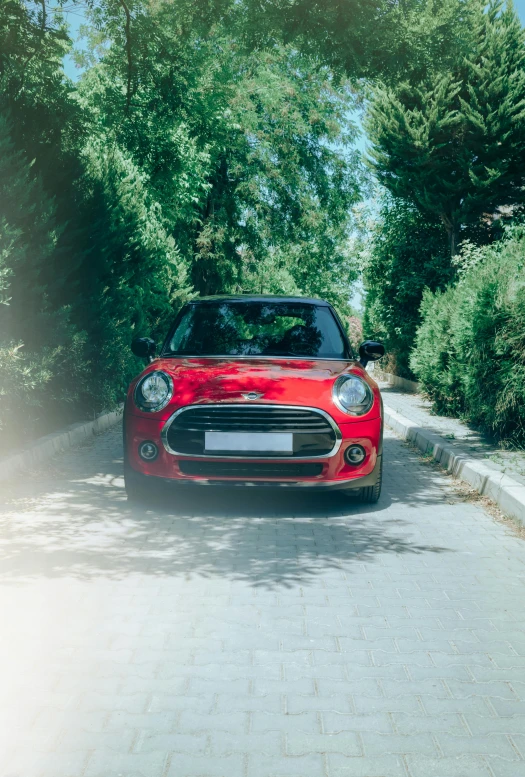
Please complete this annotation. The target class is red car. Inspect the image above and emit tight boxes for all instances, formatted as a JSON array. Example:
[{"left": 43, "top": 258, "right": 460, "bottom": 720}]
[{"left": 124, "top": 295, "right": 385, "bottom": 503}]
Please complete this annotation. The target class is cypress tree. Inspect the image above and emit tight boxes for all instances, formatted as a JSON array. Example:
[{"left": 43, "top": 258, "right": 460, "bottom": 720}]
[
  {"left": 366, "top": 0, "right": 525, "bottom": 255},
  {"left": 0, "top": 113, "right": 58, "bottom": 340}
]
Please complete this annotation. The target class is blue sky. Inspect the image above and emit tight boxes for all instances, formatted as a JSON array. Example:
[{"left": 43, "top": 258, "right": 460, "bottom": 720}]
[{"left": 61, "top": 4, "right": 87, "bottom": 80}]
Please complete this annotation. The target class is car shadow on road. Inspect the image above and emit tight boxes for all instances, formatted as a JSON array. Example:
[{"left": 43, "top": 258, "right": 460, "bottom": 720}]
[{"left": 0, "top": 433, "right": 452, "bottom": 587}]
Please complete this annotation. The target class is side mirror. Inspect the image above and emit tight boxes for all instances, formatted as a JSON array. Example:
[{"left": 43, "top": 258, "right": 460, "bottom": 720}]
[
  {"left": 359, "top": 340, "right": 385, "bottom": 368},
  {"left": 131, "top": 337, "right": 156, "bottom": 363}
]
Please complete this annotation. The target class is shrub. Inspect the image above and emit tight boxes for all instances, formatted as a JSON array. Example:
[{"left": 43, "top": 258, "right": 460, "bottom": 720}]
[
  {"left": 0, "top": 310, "right": 92, "bottom": 452},
  {"left": 411, "top": 226, "right": 525, "bottom": 444}
]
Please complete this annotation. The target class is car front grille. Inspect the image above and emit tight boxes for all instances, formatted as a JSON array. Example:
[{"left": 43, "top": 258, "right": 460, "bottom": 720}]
[
  {"left": 179, "top": 461, "right": 323, "bottom": 478},
  {"left": 164, "top": 404, "right": 338, "bottom": 458}
]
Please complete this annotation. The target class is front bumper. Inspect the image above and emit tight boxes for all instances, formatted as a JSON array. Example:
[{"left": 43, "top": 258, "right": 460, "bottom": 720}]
[
  {"left": 126, "top": 454, "right": 382, "bottom": 490},
  {"left": 125, "top": 407, "right": 382, "bottom": 490}
]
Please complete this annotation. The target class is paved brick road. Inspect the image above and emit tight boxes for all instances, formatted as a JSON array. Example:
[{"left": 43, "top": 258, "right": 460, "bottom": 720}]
[{"left": 1, "top": 426, "right": 525, "bottom": 777}]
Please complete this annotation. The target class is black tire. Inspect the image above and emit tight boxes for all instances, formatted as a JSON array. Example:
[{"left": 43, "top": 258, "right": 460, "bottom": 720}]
[
  {"left": 123, "top": 410, "right": 149, "bottom": 504},
  {"left": 124, "top": 461, "right": 150, "bottom": 504},
  {"left": 358, "top": 454, "right": 383, "bottom": 504}
]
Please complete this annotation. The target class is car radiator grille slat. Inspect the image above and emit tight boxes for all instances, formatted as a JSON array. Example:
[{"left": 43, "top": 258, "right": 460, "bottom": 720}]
[
  {"left": 179, "top": 422, "right": 328, "bottom": 431},
  {"left": 165, "top": 404, "right": 338, "bottom": 458},
  {"left": 179, "top": 461, "right": 323, "bottom": 478}
]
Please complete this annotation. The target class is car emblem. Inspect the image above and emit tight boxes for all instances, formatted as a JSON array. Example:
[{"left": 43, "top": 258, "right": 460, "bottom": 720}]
[{"left": 242, "top": 392, "right": 264, "bottom": 400}]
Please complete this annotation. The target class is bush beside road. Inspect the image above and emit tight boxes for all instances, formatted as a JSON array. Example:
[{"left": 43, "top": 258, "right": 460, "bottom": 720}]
[{"left": 411, "top": 227, "right": 525, "bottom": 447}]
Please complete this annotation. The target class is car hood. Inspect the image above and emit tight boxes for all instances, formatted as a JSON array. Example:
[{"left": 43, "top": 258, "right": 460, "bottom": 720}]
[{"left": 129, "top": 357, "right": 380, "bottom": 423}]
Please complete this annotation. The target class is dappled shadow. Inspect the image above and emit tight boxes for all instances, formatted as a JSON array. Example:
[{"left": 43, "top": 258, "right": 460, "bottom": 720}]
[
  {"left": 381, "top": 383, "right": 525, "bottom": 485},
  {"left": 380, "top": 385, "right": 499, "bottom": 453},
  {"left": 0, "top": 430, "right": 452, "bottom": 587}
]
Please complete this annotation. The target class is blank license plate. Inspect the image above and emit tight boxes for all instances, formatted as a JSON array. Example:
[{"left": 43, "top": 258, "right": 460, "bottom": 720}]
[{"left": 204, "top": 432, "right": 293, "bottom": 453}]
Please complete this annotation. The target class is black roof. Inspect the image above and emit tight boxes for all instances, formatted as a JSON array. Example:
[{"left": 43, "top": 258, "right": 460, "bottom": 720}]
[{"left": 189, "top": 294, "right": 331, "bottom": 306}]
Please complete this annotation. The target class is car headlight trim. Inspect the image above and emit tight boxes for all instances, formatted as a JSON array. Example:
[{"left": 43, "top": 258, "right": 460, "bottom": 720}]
[
  {"left": 333, "top": 374, "right": 373, "bottom": 416},
  {"left": 134, "top": 370, "right": 173, "bottom": 412}
]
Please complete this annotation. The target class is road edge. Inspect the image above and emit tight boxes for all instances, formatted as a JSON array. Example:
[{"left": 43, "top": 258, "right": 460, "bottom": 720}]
[
  {"left": 0, "top": 406, "right": 123, "bottom": 483},
  {"left": 384, "top": 404, "right": 525, "bottom": 529}
]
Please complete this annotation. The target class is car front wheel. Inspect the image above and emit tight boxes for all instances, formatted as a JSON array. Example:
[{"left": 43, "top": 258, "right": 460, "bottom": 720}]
[
  {"left": 358, "top": 454, "right": 382, "bottom": 504},
  {"left": 124, "top": 461, "right": 151, "bottom": 504}
]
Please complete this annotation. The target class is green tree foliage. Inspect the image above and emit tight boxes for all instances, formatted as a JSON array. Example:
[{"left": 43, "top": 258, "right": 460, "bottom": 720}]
[
  {"left": 363, "top": 197, "right": 451, "bottom": 377},
  {"left": 78, "top": 0, "right": 363, "bottom": 306},
  {"left": 72, "top": 137, "right": 194, "bottom": 408},
  {"left": 0, "top": 2, "right": 196, "bottom": 440},
  {"left": 410, "top": 225, "right": 525, "bottom": 444},
  {"left": 0, "top": 0, "right": 364, "bottom": 443},
  {"left": 0, "top": 1, "right": 85, "bottom": 196},
  {"left": 0, "top": 113, "right": 90, "bottom": 447},
  {"left": 237, "top": 0, "right": 471, "bottom": 81},
  {"left": 366, "top": 0, "right": 525, "bottom": 256}
]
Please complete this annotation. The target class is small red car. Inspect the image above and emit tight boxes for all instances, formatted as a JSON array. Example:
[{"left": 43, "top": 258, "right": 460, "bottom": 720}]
[{"left": 124, "top": 295, "right": 385, "bottom": 502}]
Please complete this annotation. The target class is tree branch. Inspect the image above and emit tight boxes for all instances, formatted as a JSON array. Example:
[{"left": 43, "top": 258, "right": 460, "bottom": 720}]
[
  {"left": 17, "top": 0, "right": 48, "bottom": 93},
  {"left": 118, "top": 0, "right": 133, "bottom": 113}
]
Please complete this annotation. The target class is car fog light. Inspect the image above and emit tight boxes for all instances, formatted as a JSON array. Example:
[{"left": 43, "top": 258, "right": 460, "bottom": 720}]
[
  {"left": 345, "top": 444, "right": 366, "bottom": 465},
  {"left": 139, "top": 441, "right": 158, "bottom": 461}
]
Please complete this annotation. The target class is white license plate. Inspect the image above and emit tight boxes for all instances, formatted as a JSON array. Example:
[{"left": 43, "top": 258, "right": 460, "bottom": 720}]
[{"left": 204, "top": 432, "right": 293, "bottom": 453}]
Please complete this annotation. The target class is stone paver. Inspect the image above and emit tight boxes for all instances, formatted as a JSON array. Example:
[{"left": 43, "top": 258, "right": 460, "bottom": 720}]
[{"left": 0, "top": 421, "right": 525, "bottom": 777}]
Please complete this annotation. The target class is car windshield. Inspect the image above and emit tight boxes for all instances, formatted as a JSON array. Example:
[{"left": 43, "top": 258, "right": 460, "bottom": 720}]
[{"left": 165, "top": 301, "right": 350, "bottom": 359}]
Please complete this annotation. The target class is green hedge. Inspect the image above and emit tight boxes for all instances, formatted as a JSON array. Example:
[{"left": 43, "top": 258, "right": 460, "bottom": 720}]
[{"left": 410, "top": 227, "right": 525, "bottom": 444}]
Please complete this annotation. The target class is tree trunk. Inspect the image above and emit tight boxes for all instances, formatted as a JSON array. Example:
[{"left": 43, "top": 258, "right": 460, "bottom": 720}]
[
  {"left": 441, "top": 214, "right": 459, "bottom": 257},
  {"left": 449, "top": 226, "right": 458, "bottom": 257}
]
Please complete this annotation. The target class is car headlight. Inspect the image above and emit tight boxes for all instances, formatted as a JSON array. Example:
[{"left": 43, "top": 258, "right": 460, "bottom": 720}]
[
  {"left": 134, "top": 371, "right": 173, "bottom": 412},
  {"left": 333, "top": 374, "right": 373, "bottom": 415}
]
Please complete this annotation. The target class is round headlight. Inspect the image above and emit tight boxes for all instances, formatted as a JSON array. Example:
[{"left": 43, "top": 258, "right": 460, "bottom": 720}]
[
  {"left": 333, "top": 374, "right": 373, "bottom": 416},
  {"left": 134, "top": 371, "right": 173, "bottom": 412}
]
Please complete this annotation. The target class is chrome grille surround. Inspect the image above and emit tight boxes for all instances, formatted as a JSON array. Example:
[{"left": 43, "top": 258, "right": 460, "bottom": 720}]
[{"left": 161, "top": 403, "right": 342, "bottom": 459}]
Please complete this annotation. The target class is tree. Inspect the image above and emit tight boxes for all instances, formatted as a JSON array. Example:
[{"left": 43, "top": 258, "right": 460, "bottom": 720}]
[
  {"left": 77, "top": 1, "right": 364, "bottom": 310},
  {"left": 0, "top": 113, "right": 57, "bottom": 326},
  {"left": 0, "top": 111, "right": 91, "bottom": 444},
  {"left": 0, "top": 1, "right": 85, "bottom": 183},
  {"left": 0, "top": 0, "right": 367, "bottom": 440},
  {"left": 70, "top": 136, "right": 193, "bottom": 407},
  {"left": 366, "top": 0, "right": 525, "bottom": 256},
  {"left": 363, "top": 196, "right": 451, "bottom": 377}
]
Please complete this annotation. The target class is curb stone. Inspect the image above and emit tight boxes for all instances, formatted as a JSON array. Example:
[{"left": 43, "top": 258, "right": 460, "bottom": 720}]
[
  {"left": 0, "top": 406, "right": 123, "bottom": 483},
  {"left": 373, "top": 369, "right": 419, "bottom": 393},
  {"left": 384, "top": 404, "right": 525, "bottom": 528}
]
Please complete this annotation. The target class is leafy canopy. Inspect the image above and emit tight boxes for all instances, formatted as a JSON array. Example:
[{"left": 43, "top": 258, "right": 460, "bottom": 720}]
[{"left": 0, "top": 0, "right": 366, "bottom": 442}]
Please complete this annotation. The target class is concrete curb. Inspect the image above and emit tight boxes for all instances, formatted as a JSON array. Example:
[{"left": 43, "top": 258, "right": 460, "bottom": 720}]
[
  {"left": 0, "top": 406, "right": 123, "bottom": 483},
  {"left": 384, "top": 404, "right": 525, "bottom": 528},
  {"left": 375, "top": 370, "right": 419, "bottom": 393}
]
